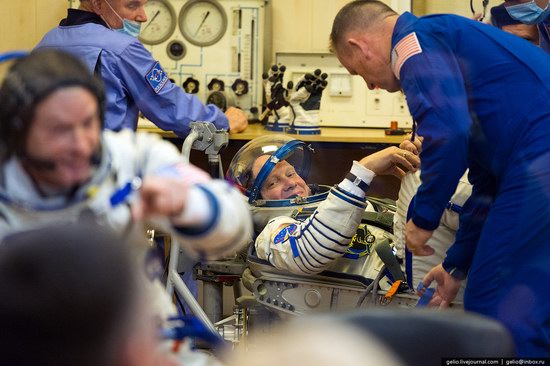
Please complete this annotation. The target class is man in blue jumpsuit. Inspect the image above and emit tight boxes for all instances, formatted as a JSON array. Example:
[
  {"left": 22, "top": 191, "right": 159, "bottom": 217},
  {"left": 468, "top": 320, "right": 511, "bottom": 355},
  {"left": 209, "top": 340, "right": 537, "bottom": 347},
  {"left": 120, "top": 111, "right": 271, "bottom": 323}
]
[
  {"left": 330, "top": 0, "right": 550, "bottom": 356},
  {"left": 503, "top": 0, "right": 550, "bottom": 53},
  {"left": 34, "top": 0, "right": 248, "bottom": 137}
]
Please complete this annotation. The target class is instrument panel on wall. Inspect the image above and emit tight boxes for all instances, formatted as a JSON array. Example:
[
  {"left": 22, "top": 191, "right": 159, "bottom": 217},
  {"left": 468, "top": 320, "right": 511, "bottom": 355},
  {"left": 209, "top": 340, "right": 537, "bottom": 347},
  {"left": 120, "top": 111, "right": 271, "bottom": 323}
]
[
  {"left": 68, "top": 0, "right": 265, "bottom": 122},
  {"left": 142, "top": 0, "right": 265, "bottom": 121}
]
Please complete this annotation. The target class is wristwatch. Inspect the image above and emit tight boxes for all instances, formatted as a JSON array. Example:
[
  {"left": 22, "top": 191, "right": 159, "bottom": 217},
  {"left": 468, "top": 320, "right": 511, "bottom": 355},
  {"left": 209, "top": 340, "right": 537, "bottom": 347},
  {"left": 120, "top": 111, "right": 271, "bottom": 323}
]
[{"left": 345, "top": 172, "right": 370, "bottom": 193}]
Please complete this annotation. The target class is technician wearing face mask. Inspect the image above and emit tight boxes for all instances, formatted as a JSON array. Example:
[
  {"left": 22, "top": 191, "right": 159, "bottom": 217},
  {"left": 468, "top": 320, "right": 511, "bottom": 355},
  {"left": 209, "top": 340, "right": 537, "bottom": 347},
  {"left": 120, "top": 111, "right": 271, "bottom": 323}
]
[
  {"left": 504, "top": 0, "right": 550, "bottom": 52},
  {"left": 34, "top": 0, "right": 248, "bottom": 137}
]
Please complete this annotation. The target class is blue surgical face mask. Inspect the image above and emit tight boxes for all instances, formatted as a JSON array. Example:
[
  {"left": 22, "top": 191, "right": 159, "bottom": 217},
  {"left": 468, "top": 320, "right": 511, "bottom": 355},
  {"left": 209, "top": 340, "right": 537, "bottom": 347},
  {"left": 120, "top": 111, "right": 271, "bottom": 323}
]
[
  {"left": 116, "top": 19, "right": 141, "bottom": 38},
  {"left": 506, "top": 0, "right": 550, "bottom": 25},
  {"left": 103, "top": 0, "right": 142, "bottom": 38}
]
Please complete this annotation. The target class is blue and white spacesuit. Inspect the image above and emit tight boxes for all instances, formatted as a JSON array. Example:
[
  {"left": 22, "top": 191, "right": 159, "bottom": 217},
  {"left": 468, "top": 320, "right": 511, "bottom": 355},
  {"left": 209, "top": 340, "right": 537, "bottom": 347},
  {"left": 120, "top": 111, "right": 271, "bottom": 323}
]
[
  {"left": 226, "top": 135, "right": 389, "bottom": 277},
  {"left": 34, "top": 9, "right": 228, "bottom": 137},
  {"left": 392, "top": 12, "right": 550, "bottom": 355}
]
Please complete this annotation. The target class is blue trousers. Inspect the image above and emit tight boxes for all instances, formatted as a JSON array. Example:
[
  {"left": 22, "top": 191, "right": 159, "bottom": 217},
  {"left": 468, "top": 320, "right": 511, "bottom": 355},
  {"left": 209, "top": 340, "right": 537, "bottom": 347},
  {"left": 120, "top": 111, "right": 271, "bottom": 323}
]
[{"left": 464, "top": 144, "right": 550, "bottom": 356}]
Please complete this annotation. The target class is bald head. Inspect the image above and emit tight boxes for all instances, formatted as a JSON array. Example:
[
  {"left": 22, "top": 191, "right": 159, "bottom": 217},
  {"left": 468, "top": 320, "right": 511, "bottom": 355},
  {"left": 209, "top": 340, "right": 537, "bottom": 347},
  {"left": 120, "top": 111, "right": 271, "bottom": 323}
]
[{"left": 330, "top": 0, "right": 397, "bottom": 52}]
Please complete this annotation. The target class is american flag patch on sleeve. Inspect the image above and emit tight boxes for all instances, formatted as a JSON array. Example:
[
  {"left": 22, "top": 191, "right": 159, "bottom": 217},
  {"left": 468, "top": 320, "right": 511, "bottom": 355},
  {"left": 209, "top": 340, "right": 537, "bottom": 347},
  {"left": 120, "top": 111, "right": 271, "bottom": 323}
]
[{"left": 391, "top": 32, "right": 423, "bottom": 79}]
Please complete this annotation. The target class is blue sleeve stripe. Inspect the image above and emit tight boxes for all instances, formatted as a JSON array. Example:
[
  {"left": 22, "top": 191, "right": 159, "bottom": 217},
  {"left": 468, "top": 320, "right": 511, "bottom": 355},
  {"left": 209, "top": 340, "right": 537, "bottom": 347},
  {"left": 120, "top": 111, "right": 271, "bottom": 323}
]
[
  {"left": 331, "top": 191, "right": 367, "bottom": 210},
  {"left": 294, "top": 250, "right": 320, "bottom": 272},
  {"left": 296, "top": 241, "right": 325, "bottom": 269},
  {"left": 333, "top": 186, "right": 368, "bottom": 203},
  {"left": 330, "top": 189, "right": 367, "bottom": 209},
  {"left": 173, "top": 185, "right": 219, "bottom": 237},
  {"left": 289, "top": 236, "right": 300, "bottom": 257},
  {"left": 303, "top": 231, "right": 346, "bottom": 255},
  {"left": 308, "top": 222, "right": 348, "bottom": 247},
  {"left": 299, "top": 237, "right": 328, "bottom": 266},
  {"left": 292, "top": 257, "right": 311, "bottom": 274},
  {"left": 314, "top": 216, "right": 353, "bottom": 240},
  {"left": 300, "top": 234, "right": 337, "bottom": 262},
  {"left": 292, "top": 256, "right": 314, "bottom": 274}
]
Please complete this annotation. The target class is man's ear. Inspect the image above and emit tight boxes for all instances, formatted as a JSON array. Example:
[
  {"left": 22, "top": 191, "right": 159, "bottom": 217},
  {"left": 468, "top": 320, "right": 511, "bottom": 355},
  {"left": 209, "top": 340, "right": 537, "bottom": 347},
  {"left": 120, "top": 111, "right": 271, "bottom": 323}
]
[
  {"left": 89, "top": 0, "right": 105, "bottom": 15},
  {"left": 347, "top": 37, "right": 371, "bottom": 59}
]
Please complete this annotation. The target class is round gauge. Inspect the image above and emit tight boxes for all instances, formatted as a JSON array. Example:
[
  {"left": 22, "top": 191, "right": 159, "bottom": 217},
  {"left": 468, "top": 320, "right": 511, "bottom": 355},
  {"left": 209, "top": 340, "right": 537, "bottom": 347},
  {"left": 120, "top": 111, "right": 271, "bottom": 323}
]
[
  {"left": 167, "top": 40, "right": 187, "bottom": 60},
  {"left": 139, "top": 0, "right": 177, "bottom": 45},
  {"left": 178, "top": 0, "right": 228, "bottom": 47}
]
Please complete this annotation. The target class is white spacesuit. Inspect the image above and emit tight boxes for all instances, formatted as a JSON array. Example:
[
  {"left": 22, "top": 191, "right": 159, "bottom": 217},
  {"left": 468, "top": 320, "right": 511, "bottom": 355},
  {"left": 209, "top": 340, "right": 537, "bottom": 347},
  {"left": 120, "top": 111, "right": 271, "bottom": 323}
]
[
  {"left": 395, "top": 170, "right": 471, "bottom": 298},
  {"left": 227, "top": 135, "right": 392, "bottom": 279}
]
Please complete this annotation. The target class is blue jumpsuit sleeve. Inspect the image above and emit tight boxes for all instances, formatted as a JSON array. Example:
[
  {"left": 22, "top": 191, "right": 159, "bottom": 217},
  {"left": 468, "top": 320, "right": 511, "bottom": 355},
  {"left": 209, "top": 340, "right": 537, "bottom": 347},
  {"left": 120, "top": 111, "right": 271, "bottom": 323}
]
[
  {"left": 399, "top": 32, "right": 471, "bottom": 231},
  {"left": 442, "top": 161, "right": 497, "bottom": 276},
  {"left": 116, "top": 42, "right": 228, "bottom": 137}
]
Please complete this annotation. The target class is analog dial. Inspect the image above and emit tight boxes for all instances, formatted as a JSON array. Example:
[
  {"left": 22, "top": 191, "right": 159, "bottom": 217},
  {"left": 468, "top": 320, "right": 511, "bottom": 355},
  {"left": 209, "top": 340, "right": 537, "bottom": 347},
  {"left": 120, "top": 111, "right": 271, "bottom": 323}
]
[
  {"left": 139, "top": 0, "right": 177, "bottom": 45},
  {"left": 179, "top": 0, "right": 228, "bottom": 47}
]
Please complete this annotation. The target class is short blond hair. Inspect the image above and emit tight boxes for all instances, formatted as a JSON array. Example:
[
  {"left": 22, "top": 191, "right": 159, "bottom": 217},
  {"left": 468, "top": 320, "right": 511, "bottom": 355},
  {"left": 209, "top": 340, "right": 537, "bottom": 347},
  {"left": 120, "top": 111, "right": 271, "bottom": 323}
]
[{"left": 330, "top": 0, "right": 397, "bottom": 51}]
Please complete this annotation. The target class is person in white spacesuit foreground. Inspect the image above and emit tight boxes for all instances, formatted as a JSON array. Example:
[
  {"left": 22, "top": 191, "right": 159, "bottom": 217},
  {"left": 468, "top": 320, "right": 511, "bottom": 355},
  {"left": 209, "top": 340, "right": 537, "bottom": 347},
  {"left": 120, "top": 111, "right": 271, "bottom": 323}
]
[
  {"left": 0, "top": 49, "right": 253, "bottom": 347},
  {"left": 0, "top": 49, "right": 252, "bottom": 259}
]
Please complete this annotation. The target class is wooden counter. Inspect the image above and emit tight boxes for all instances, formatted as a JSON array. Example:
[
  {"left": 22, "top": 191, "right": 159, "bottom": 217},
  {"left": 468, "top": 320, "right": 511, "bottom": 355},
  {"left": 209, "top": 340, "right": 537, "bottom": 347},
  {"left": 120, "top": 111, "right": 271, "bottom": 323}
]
[{"left": 138, "top": 122, "right": 407, "bottom": 144}]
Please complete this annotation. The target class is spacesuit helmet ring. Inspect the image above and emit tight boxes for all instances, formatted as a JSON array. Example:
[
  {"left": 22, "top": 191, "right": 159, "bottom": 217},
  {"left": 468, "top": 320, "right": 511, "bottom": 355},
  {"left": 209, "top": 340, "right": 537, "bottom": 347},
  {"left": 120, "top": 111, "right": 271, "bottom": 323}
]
[{"left": 226, "top": 135, "right": 322, "bottom": 205}]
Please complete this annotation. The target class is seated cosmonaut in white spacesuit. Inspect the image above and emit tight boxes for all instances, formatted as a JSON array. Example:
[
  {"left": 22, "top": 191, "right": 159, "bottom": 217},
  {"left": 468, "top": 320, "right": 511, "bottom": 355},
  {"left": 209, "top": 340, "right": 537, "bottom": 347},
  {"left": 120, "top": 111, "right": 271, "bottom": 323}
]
[
  {"left": 227, "top": 136, "right": 471, "bottom": 314},
  {"left": 226, "top": 135, "right": 418, "bottom": 280}
]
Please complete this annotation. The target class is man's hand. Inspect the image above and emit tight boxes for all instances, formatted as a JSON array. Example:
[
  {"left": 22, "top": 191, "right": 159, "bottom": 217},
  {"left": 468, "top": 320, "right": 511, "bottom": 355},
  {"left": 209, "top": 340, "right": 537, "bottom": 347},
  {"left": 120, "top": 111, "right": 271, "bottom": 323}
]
[
  {"left": 399, "top": 135, "right": 423, "bottom": 155},
  {"left": 132, "top": 177, "right": 190, "bottom": 221},
  {"left": 226, "top": 107, "right": 248, "bottom": 133},
  {"left": 358, "top": 146, "right": 420, "bottom": 179},
  {"left": 405, "top": 219, "right": 435, "bottom": 256},
  {"left": 419, "top": 264, "right": 462, "bottom": 308}
]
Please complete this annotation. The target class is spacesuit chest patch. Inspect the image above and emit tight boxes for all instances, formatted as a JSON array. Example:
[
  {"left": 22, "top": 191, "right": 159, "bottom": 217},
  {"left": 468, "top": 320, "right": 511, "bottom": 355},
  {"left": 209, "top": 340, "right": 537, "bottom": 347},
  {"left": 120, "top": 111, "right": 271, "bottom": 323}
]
[
  {"left": 145, "top": 62, "right": 168, "bottom": 93},
  {"left": 273, "top": 224, "right": 297, "bottom": 244},
  {"left": 345, "top": 224, "right": 375, "bottom": 259}
]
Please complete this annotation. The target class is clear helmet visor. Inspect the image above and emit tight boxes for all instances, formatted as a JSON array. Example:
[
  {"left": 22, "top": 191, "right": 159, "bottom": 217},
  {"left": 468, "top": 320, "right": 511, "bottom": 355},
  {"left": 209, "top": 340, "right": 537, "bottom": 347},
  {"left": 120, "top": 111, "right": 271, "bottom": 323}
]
[{"left": 226, "top": 135, "right": 313, "bottom": 203}]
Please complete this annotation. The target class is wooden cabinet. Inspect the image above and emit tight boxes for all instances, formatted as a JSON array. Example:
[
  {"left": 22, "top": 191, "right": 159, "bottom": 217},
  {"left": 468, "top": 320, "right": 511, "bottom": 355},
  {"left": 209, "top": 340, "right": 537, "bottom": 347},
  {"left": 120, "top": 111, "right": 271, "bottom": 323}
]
[
  {"left": 271, "top": 0, "right": 351, "bottom": 55},
  {"left": 0, "top": 0, "right": 66, "bottom": 52}
]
